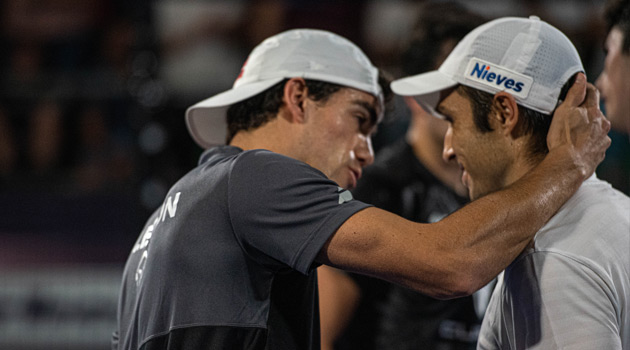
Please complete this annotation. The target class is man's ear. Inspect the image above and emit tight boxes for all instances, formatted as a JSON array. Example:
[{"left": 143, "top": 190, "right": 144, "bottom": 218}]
[
  {"left": 282, "top": 78, "right": 309, "bottom": 123},
  {"left": 492, "top": 92, "right": 520, "bottom": 137}
]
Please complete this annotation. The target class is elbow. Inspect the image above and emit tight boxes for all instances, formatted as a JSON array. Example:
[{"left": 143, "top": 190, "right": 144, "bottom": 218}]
[
  {"left": 427, "top": 277, "right": 476, "bottom": 300},
  {"left": 425, "top": 265, "right": 485, "bottom": 300},
  {"left": 429, "top": 245, "right": 492, "bottom": 299},
  {"left": 395, "top": 267, "right": 477, "bottom": 300},
  {"left": 437, "top": 275, "right": 479, "bottom": 300}
]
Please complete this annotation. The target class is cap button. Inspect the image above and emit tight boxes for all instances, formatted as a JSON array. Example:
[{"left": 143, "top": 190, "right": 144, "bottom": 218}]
[{"left": 529, "top": 15, "right": 540, "bottom": 21}]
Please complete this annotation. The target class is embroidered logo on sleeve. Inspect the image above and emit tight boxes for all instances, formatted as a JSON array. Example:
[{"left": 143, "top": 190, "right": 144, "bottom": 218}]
[{"left": 337, "top": 187, "right": 354, "bottom": 204}]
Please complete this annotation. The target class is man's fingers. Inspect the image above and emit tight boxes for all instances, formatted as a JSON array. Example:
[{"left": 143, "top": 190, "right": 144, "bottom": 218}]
[
  {"left": 592, "top": 120, "right": 612, "bottom": 164},
  {"left": 563, "top": 72, "right": 587, "bottom": 107},
  {"left": 582, "top": 83, "right": 601, "bottom": 110},
  {"left": 546, "top": 73, "right": 611, "bottom": 155},
  {"left": 602, "top": 114, "right": 611, "bottom": 133},
  {"left": 582, "top": 83, "right": 610, "bottom": 131}
]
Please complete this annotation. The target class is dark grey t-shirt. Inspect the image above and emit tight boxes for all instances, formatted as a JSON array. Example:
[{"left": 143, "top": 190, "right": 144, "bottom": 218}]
[{"left": 113, "top": 146, "right": 370, "bottom": 350}]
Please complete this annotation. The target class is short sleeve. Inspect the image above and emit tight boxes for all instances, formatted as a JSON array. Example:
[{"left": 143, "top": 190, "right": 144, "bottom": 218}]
[
  {"left": 228, "top": 150, "right": 370, "bottom": 274},
  {"left": 478, "top": 252, "right": 622, "bottom": 350}
]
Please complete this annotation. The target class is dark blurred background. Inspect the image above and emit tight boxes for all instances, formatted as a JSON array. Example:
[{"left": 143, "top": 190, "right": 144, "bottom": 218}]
[{"left": 0, "top": 1, "right": 627, "bottom": 349}]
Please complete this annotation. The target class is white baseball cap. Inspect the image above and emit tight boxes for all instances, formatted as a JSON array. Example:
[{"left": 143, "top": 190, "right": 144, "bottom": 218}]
[
  {"left": 186, "top": 28, "right": 383, "bottom": 149},
  {"left": 391, "top": 16, "right": 584, "bottom": 117}
]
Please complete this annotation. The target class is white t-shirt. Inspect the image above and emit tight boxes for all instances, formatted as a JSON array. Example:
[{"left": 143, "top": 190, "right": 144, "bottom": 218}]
[{"left": 478, "top": 175, "right": 630, "bottom": 350}]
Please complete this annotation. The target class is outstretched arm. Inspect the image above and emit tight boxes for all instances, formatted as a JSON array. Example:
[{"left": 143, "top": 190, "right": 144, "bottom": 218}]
[{"left": 317, "top": 73, "right": 611, "bottom": 299}]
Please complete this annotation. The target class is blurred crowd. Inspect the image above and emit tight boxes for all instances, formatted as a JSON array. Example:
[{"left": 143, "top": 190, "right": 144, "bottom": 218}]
[{"left": 0, "top": 0, "right": 627, "bottom": 265}]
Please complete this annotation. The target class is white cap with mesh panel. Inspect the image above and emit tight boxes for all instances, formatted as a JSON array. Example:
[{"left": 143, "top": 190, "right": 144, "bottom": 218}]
[
  {"left": 186, "top": 28, "right": 383, "bottom": 149},
  {"left": 391, "top": 16, "right": 584, "bottom": 117}
]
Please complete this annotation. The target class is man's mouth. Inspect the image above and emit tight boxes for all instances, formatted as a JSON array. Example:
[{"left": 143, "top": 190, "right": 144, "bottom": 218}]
[
  {"left": 458, "top": 163, "right": 469, "bottom": 189},
  {"left": 461, "top": 169, "right": 470, "bottom": 189},
  {"left": 348, "top": 167, "right": 361, "bottom": 189}
]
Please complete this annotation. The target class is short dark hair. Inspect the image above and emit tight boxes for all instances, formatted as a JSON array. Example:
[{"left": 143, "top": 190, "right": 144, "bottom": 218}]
[
  {"left": 225, "top": 71, "right": 393, "bottom": 144},
  {"left": 604, "top": 0, "right": 630, "bottom": 54},
  {"left": 401, "top": 2, "right": 486, "bottom": 75},
  {"left": 456, "top": 74, "right": 578, "bottom": 161}
]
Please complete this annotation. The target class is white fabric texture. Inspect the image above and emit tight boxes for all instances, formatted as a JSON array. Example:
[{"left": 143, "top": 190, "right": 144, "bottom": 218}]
[{"left": 478, "top": 176, "right": 630, "bottom": 350}]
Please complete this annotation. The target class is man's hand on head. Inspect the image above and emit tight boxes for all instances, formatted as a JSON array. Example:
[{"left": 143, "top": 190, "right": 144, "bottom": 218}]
[{"left": 547, "top": 73, "right": 611, "bottom": 180}]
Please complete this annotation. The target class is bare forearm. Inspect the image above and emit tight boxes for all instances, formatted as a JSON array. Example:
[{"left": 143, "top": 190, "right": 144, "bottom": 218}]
[
  {"left": 321, "top": 148, "right": 592, "bottom": 299},
  {"left": 319, "top": 149, "right": 584, "bottom": 298}
]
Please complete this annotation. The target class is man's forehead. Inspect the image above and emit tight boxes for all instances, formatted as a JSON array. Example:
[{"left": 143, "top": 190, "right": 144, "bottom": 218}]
[
  {"left": 348, "top": 88, "right": 378, "bottom": 103},
  {"left": 436, "top": 86, "right": 460, "bottom": 113}
]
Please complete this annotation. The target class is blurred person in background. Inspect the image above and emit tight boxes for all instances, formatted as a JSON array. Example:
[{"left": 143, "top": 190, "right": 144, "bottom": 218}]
[
  {"left": 596, "top": 0, "right": 630, "bottom": 137},
  {"left": 595, "top": 0, "right": 630, "bottom": 196},
  {"left": 318, "top": 3, "right": 489, "bottom": 349}
]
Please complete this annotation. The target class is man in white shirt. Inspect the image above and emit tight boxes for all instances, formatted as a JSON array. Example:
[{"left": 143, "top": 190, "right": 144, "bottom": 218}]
[{"left": 393, "top": 16, "right": 630, "bottom": 349}]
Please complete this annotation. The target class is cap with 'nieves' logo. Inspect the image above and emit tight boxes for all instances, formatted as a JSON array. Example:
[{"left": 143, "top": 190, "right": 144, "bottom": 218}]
[{"left": 391, "top": 16, "right": 584, "bottom": 117}]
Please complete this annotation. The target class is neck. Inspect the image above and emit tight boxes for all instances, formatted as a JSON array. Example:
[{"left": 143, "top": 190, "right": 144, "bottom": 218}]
[
  {"left": 502, "top": 141, "right": 544, "bottom": 189},
  {"left": 230, "top": 115, "right": 304, "bottom": 159}
]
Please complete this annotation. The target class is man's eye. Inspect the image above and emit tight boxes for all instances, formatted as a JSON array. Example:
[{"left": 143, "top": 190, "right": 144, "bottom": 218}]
[
  {"left": 354, "top": 115, "right": 374, "bottom": 134},
  {"left": 354, "top": 115, "right": 368, "bottom": 125}
]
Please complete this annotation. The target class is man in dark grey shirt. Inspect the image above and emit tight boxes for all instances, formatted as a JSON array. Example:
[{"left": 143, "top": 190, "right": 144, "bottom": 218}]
[{"left": 115, "top": 146, "right": 368, "bottom": 349}]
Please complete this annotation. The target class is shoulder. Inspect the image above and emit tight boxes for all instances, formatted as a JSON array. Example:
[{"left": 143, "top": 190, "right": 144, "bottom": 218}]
[
  {"left": 504, "top": 247, "right": 627, "bottom": 319},
  {"left": 534, "top": 176, "right": 630, "bottom": 252},
  {"left": 199, "top": 147, "right": 315, "bottom": 173},
  {"left": 515, "top": 175, "right": 630, "bottom": 297},
  {"left": 486, "top": 250, "right": 627, "bottom": 350},
  {"left": 568, "top": 176, "right": 630, "bottom": 216},
  {"left": 234, "top": 149, "right": 327, "bottom": 177}
]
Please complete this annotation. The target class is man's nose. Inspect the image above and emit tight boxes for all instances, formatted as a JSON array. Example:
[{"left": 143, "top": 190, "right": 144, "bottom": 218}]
[{"left": 356, "top": 135, "right": 375, "bottom": 167}]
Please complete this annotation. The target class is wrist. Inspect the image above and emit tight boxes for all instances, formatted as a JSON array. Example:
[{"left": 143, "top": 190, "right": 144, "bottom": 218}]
[{"left": 543, "top": 145, "right": 587, "bottom": 184}]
